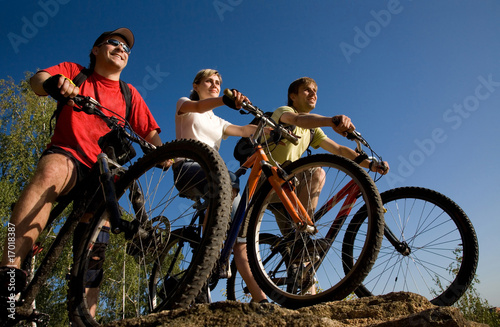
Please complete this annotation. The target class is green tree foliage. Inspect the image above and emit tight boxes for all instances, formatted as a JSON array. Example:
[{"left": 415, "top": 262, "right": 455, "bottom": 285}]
[
  {"left": 452, "top": 275, "right": 500, "bottom": 326},
  {"left": 0, "top": 72, "right": 54, "bottom": 254},
  {"left": 0, "top": 73, "right": 53, "bottom": 220},
  {"left": 1, "top": 75, "right": 183, "bottom": 325},
  {"left": 435, "top": 248, "right": 500, "bottom": 326},
  {"left": 0, "top": 73, "right": 72, "bottom": 326}
]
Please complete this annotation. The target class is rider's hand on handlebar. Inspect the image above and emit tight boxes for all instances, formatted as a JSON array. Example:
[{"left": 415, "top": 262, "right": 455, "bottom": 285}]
[
  {"left": 370, "top": 160, "right": 390, "bottom": 175},
  {"left": 222, "top": 89, "right": 251, "bottom": 110},
  {"left": 42, "top": 74, "right": 80, "bottom": 107},
  {"left": 263, "top": 126, "right": 273, "bottom": 136},
  {"left": 331, "top": 115, "right": 355, "bottom": 137}
]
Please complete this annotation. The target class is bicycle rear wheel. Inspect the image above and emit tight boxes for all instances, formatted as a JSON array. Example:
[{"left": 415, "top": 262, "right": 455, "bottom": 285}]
[
  {"left": 246, "top": 154, "right": 384, "bottom": 309},
  {"left": 342, "top": 187, "right": 478, "bottom": 306},
  {"left": 68, "top": 139, "right": 231, "bottom": 326}
]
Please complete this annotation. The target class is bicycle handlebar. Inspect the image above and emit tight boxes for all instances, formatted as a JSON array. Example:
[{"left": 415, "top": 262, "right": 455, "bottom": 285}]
[
  {"left": 73, "top": 95, "right": 106, "bottom": 117},
  {"left": 223, "top": 89, "right": 299, "bottom": 146},
  {"left": 72, "top": 95, "right": 156, "bottom": 153},
  {"left": 331, "top": 115, "right": 387, "bottom": 175},
  {"left": 330, "top": 116, "right": 368, "bottom": 147},
  {"left": 347, "top": 131, "right": 387, "bottom": 175},
  {"left": 224, "top": 89, "right": 387, "bottom": 176}
]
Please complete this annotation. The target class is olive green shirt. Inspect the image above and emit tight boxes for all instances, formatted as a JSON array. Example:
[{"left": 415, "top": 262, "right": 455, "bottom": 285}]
[{"left": 266, "top": 106, "right": 327, "bottom": 165}]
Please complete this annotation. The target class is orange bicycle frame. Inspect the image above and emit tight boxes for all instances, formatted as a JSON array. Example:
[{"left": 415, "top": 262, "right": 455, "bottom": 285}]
[{"left": 241, "top": 144, "right": 316, "bottom": 231}]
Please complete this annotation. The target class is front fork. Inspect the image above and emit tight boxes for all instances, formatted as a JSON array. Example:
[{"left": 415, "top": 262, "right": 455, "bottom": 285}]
[
  {"left": 97, "top": 153, "right": 122, "bottom": 233},
  {"left": 97, "top": 153, "right": 139, "bottom": 238},
  {"left": 261, "top": 161, "right": 317, "bottom": 234}
]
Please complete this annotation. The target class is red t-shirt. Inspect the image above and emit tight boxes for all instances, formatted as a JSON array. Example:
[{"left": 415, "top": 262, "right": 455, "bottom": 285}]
[{"left": 42, "top": 62, "right": 161, "bottom": 168}]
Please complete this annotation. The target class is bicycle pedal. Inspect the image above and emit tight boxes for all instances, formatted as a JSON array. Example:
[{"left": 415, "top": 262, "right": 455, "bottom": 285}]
[
  {"left": 29, "top": 310, "right": 50, "bottom": 327},
  {"left": 218, "top": 263, "right": 232, "bottom": 279}
]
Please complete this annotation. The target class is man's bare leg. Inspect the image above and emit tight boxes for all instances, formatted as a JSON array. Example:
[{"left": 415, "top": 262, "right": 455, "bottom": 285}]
[
  {"left": 1, "top": 153, "right": 77, "bottom": 268},
  {"left": 233, "top": 242, "right": 267, "bottom": 302},
  {"left": 298, "top": 168, "right": 326, "bottom": 219},
  {"left": 86, "top": 287, "right": 99, "bottom": 317},
  {"left": 297, "top": 168, "right": 325, "bottom": 295}
]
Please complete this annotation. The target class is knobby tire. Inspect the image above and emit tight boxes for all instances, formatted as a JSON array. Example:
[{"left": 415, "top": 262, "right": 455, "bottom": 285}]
[
  {"left": 67, "top": 139, "right": 232, "bottom": 326},
  {"left": 342, "top": 187, "right": 478, "bottom": 306},
  {"left": 246, "top": 154, "right": 384, "bottom": 309}
]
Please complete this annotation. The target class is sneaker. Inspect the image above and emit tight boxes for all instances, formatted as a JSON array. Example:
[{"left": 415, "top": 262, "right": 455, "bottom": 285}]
[{"left": 0, "top": 266, "right": 27, "bottom": 297}]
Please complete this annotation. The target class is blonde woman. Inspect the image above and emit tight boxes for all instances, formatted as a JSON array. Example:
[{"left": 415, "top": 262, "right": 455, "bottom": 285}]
[{"left": 175, "top": 69, "right": 268, "bottom": 303}]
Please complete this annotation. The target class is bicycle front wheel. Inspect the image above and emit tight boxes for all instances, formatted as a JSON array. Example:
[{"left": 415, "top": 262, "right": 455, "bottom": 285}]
[
  {"left": 342, "top": 187, "right": 478, "bottom": 306},
  {"left": 68, "top": 139, "right": 232, "bottom": 326},
  {"left": 246, "top": 154, "right": 384, "bottom": 309}
]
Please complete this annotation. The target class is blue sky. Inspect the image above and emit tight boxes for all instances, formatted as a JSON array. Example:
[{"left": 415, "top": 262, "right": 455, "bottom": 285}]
[{"left": 2, "top": 1, "right": 499, "bottom": 306}]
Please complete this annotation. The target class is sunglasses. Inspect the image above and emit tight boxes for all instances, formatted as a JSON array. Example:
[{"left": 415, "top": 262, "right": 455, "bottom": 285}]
[{"left": 99, "top": 38, "right": 131, "bottom": 54}]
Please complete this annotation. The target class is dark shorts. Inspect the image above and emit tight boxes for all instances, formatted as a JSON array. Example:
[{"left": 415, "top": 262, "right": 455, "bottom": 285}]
[
  {"left": 173, "top": 159, "right": 239, "bottom": 199},
  {"left": 41, "top": 146, "right": 91, "bottom": 188}
]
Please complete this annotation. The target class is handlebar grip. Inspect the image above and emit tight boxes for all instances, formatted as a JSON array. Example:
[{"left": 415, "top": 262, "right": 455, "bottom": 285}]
[
  {"left": 43, "top": 74, "right": 70, "bottom": 103},
  {"left": 72, "top": 95, "right": 102, "bottom": 115},
  {"left": 332, "top": 115, "right": 356, "bottom": 139},
  {"left": 278, "top": 126, "right": 299, "bottom": 146},
  {"left": 369, "top": 158, "right": 388, "bottom": 173},
  {"left": 332, "top": 115, "right": 366, "bottom": 144},
  {"left": 223, "top": 88, "right": 234, "bottom": 99},
  {"left": 285, "top": 133, "right": 300, "bottom": 146},
  {"left": 222, "top": 88, "right": 239, "bottom": 110},
  {"left": 225, "top": 88, "right": 300, "bottom": 145},
  {"left": 223, "top": 88, "right": 259, "bottom": 113}
]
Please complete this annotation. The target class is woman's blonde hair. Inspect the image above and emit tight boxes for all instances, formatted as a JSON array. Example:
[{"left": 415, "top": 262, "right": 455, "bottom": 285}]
[{"left": 189, "top": 69, "right": 222, "bottom": 100}]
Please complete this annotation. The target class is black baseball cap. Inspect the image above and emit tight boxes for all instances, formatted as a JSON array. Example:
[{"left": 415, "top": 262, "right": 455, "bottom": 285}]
[{"left": 93, "top": 27, "right": 134, "bottom": 49}]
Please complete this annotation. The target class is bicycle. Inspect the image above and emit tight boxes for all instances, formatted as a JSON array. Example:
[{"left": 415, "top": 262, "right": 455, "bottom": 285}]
[
  {"left": 156, "top": 89, "right": 385, "bottom": 309},
  {"left": 2, "top": 95, "right": 232, "bottom": 326},
  {"left": 338, "top": 131, "right": 479, "bottom": 306},
  {"left": 226, "top": 104, "right": 478, "bottom": 308}
]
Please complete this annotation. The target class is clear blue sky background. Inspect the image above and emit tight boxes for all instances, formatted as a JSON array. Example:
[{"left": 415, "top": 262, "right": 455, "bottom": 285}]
[{"left": 1, "top": 0, "right": 499, "bottom": 306}]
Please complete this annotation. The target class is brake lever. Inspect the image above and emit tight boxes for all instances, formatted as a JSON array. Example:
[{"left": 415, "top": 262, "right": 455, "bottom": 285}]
[
  {"left": 72, "top": 95, "right": 97, "bottom": 106},
  {"left": 346, "top": 130, "right": 369, "bottom": 147},
  {"left": 72, "top": 95, "right": 105, "bottom": 116}
]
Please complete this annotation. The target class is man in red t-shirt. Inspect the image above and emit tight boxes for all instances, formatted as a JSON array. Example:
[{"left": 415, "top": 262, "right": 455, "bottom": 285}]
[{"left": 0, "top": 28, "right": 164, "bottom": 315}]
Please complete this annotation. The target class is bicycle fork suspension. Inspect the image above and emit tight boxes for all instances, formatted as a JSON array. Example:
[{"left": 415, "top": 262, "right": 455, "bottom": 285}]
[
  {"left": 261, "top": 162, "right": 317, "bottom": 234},
  {"left": 97, "top": 153, "right": 132, "bottom": 235}
]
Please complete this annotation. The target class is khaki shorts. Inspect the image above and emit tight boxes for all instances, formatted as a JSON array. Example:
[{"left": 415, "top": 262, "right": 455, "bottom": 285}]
[{"left": 237, "top": 167, "right": 318, "bottom": 242}]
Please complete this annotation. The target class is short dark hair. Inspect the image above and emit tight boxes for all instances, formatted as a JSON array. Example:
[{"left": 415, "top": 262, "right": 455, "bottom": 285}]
[{"left": 287, "top": 77, "right": 317, "bottom": 107}]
